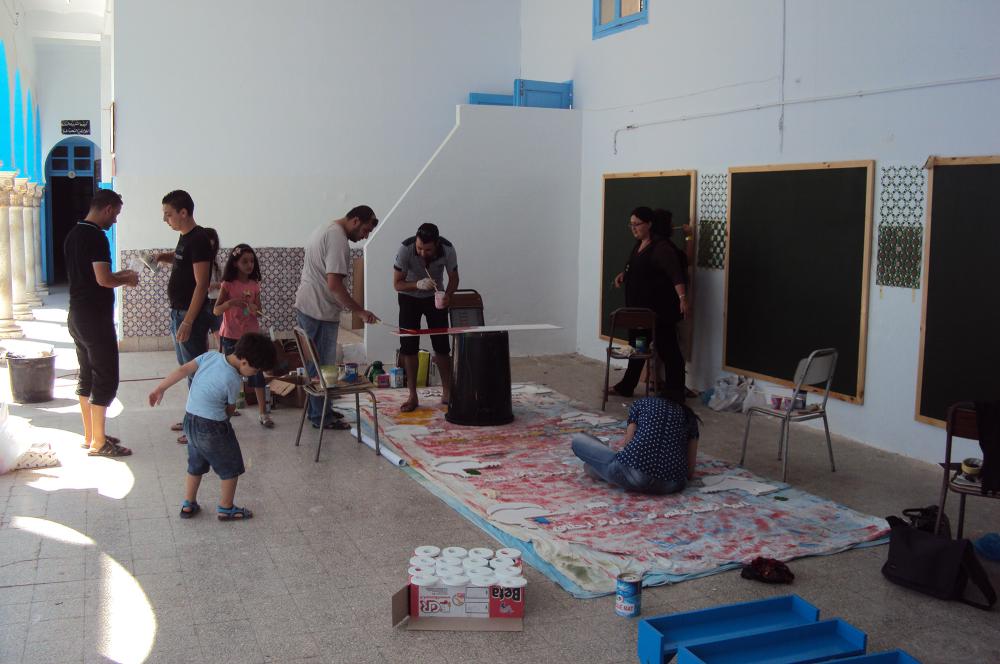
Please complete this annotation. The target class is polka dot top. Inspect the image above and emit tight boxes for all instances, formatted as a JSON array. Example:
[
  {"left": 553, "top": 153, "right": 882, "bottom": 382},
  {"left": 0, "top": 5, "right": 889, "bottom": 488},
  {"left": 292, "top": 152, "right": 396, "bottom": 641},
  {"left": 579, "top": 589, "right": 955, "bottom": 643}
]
[{"left": 615, "top": 397, "right": 699, "bottom": 482}]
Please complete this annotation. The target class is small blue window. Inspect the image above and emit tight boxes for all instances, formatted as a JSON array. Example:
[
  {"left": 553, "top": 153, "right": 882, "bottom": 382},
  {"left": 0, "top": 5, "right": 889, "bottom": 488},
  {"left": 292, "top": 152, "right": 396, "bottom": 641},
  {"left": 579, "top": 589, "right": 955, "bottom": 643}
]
[{"left": 593, "top": 0, "right": 648, "bottom": 40}]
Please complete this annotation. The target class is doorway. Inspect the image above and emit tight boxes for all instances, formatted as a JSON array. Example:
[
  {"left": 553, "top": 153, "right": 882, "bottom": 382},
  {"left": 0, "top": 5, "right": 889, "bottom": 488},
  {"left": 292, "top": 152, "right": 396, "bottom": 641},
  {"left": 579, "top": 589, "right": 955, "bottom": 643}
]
[{"left": 45, "top": 138, "right": 101, "bottom": 285}]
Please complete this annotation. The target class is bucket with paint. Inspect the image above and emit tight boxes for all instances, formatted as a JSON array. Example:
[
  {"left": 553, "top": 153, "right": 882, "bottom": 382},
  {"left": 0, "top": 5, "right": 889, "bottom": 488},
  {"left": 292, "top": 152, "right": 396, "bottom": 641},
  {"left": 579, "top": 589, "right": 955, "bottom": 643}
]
[
  {"left": 434, "top": 291, "right": 447, "bottom": 310},
  {"left": 615, "top": 572, "right": 642, "bottom": 617}
]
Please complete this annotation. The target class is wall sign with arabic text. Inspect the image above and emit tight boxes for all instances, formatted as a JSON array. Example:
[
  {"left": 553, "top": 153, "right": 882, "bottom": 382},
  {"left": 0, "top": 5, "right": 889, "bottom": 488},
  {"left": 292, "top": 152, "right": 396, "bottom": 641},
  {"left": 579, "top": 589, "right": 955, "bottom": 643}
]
[{"left": 61, "top": 120, "right": 91, "bottom": 135}]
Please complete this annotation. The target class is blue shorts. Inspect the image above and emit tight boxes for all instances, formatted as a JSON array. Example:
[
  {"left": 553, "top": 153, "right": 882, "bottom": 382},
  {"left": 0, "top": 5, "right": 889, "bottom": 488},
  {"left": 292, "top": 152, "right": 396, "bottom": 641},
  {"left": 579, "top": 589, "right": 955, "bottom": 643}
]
[
  {"left": 183, "top": 412, "right": 245, "bottom": 480},
  {"left": 219, "top": 336, "right": 265, "bottom": 388}
]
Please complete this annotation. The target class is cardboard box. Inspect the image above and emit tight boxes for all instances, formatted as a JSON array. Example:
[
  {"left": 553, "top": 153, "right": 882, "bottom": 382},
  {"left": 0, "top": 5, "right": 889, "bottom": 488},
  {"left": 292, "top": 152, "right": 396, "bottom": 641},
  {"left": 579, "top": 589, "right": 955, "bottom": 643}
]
[
  {"left": 270, "top": 375, "right": 307, "bottom": 408},
  {"left": 391, "top": 580, "right": 525, "bottom": 631}
]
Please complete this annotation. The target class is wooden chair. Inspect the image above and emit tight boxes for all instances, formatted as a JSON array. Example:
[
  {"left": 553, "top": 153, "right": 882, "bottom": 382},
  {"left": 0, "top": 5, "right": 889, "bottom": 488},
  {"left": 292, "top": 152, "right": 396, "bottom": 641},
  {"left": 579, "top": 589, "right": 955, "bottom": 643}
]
[
  {"left": 739, "top": 348, "right": 838, "bottom": 482},
  {"left": 935, "top": 402, "right": 994, "bottom": 538},
  {"left": 602, "top": 307, "right": 657, "bottom": 411},
  {"left": 291, "top": 327, "right": 380, "bottom": 462}
]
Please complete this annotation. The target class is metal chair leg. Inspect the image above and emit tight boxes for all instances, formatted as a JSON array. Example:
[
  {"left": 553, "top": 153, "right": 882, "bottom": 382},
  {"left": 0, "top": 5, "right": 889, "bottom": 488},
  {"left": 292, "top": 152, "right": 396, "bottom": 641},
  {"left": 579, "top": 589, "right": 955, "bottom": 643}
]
[
  {"left": 957, "top": 493, "right": 967, "bottom": 539},
  {"left": 602, "top": 356, "right": 611, "bottom": 411},
  {"left": 315, "top": 393, "right": 329, "bottom": 462},
  {"left": 781, "top": 421, "right": 791, "bottom": 482},
  {"left": 355, "top": 393, "right": 362, "bottom": 444},
  {"left": 777, "top": 420, "right": 786, "bottom": 460},
  {"left": 822, "top": 413, "right": 836, "bottom": 472},
  {"left": 935, "top": 476, "right": 950, "bottom": 537},
  {"left": 739, "top": 412, "right": 753, "bottom": 466},
  {"left": 295, "top": 398, "right": 308, "bottom": 447},
  {"left": 372, "top": 395, "right": 381, "bottom": 456}
]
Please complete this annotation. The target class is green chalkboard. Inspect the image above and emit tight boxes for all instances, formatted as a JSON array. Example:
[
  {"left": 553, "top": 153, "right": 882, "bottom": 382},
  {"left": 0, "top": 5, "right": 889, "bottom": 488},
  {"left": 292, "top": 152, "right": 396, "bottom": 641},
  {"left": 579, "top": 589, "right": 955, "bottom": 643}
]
[
  {"left": 917, "top": 158, "right": 1000, "bottom": 425},
  {"left": 600, "top": 171, "right": 695, "bottom": 339},
  {"left": 725, "top": 162, "right": 874, "bottom": 403}
]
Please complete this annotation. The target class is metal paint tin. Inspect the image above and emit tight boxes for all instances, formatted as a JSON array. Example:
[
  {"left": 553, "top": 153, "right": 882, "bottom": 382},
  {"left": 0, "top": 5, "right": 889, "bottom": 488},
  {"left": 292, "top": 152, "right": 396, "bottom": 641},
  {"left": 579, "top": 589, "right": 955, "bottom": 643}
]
[{"left": 615, "top": 572, "right": 642, "bottom": 617}]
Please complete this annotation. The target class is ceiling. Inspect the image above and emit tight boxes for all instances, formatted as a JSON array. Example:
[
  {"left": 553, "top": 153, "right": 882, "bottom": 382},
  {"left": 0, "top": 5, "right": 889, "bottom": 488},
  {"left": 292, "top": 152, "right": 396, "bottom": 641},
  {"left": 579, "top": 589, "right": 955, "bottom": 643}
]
[{"left": 12, "top": 0, "right": 111, "bottom": 43}]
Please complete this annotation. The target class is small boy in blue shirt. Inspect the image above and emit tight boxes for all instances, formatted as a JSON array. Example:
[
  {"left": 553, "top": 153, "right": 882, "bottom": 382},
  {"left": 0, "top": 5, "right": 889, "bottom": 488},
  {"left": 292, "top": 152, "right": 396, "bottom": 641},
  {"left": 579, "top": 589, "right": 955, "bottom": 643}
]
[{"left": 149, "top": 332, "right": 276, "bottom": 520}]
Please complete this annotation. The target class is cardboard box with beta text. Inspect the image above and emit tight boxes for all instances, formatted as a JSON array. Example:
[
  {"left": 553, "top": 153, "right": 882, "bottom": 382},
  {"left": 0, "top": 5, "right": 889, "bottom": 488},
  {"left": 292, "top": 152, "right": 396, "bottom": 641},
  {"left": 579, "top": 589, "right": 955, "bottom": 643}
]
[{"left": 391, "top": 579, "right": 525, "bottom": 632}]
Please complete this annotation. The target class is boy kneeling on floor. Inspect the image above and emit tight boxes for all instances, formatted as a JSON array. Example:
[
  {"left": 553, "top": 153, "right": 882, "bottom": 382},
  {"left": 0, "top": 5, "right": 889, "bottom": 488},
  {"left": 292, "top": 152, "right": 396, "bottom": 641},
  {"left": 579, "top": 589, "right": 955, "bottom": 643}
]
[{"left": 149, "top": 332, "right": 276, "bottom": 520}]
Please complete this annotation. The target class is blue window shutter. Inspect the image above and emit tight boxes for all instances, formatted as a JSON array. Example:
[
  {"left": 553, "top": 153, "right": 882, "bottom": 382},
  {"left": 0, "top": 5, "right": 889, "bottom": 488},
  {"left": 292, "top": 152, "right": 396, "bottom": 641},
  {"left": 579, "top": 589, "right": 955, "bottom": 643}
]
[
  {"left": 468, "top": 93, "right": 514, "bottom": 106},
  {"left": 513, "top": 79, "right": 573, "bottom": 109}
]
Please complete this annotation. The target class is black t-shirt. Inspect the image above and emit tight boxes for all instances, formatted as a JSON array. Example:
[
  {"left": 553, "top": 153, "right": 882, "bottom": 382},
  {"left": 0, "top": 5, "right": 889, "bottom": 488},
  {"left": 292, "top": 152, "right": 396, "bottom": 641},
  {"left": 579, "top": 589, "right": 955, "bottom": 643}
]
[
  {"left": 64, "top": 221, "right": 114, "bottom": 314},
  {"left": 167, "top": 225, "right": 214, "bottom": 310},
  {"left": 623, "top": 238, "right": 685, "bottom": 322}
]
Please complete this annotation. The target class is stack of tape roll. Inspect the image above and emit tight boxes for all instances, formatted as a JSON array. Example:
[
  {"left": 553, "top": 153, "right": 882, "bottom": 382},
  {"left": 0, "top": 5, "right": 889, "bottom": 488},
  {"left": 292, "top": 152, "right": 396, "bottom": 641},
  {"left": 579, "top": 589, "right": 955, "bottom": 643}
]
[{"left": 406, "top": 544, "right": 526, "bottom": 590}]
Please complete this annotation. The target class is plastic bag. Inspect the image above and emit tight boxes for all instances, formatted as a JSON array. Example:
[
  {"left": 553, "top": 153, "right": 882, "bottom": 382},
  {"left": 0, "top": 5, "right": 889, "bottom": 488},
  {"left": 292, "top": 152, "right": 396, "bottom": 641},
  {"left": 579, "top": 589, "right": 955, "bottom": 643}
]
[
  {"left": 0, "top": 402, "right": 32, "bottom": 474},
  {"left": 707, "top": 375, "right": 749, "bottom": 412},
  {"left": 742, "top": 380, "right": 768, "bottom": 413}
]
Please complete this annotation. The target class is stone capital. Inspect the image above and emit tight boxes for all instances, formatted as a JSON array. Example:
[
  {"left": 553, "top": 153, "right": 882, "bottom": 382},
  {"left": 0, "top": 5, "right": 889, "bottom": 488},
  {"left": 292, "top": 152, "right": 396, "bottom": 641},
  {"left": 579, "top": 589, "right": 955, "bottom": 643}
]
[
  {"left": 13, "top": 178, "right": 29, "bottom": 207},
  {"left": 0, "top": 171, "right": 15, "bottom": 208},
  {"left": 32, "top": 184, "right": 45, "bottom": 206}
]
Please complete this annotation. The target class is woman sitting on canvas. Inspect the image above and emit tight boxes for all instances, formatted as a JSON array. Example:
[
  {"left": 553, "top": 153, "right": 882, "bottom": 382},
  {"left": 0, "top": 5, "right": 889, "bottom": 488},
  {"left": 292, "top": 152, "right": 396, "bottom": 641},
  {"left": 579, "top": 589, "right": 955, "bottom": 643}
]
[{"left": 571, "top": 396, "right": 699, "bottom": 495}]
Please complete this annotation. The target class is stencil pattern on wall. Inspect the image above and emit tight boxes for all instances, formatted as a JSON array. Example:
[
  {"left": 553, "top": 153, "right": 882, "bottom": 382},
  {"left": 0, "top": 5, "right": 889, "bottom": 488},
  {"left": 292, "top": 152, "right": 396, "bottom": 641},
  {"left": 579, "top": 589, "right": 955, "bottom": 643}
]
[
  {"left": 876, "top": 165, "right": 926, "bottom": 289},
  {"left": 697, "top": 173, "right": 727, "bottom": 269},
  {"left": 119, "top": 247, "right": 364, "bottom": 338}
]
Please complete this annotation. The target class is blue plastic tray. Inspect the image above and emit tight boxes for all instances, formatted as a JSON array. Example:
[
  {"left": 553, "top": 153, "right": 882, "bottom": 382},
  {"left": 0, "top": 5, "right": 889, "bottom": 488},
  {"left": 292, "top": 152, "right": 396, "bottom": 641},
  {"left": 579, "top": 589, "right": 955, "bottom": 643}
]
[
  {"left": 835, "top": 650, "right": 920, "bottom": 664},
  {"left": 676, "top": 618, "right": 867, "bottom": 664},
  {"left": 637, "top": 595, "right": 820, "bottom": 664}
]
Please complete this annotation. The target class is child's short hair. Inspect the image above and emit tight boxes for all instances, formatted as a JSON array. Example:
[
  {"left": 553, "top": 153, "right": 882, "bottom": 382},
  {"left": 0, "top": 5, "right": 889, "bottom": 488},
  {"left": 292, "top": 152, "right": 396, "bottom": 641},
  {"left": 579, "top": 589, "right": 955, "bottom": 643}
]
[{"left": 233, "top": 333, "right": 277, "bottom": 371}]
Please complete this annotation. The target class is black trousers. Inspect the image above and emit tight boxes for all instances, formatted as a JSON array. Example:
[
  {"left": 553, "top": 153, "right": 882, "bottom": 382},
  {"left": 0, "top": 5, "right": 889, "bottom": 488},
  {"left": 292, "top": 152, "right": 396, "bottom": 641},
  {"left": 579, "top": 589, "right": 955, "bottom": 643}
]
[
  {"left": 398, "top": 293, "right": 450, "bottom": 356},
  {"left": 68, "top": 307, "right": 120, "bottom": 407},
  {"left": 615, "top": 319, "right": 685, "bottom": 403}
]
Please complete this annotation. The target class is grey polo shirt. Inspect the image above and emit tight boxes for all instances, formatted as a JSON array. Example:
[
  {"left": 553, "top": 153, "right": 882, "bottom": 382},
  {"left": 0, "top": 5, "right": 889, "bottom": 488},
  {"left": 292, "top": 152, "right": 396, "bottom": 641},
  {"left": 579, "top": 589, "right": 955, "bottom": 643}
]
[
  {"left": 393, "top": 236, "right": 458, "bottom": 298},
  {"left": 294, "top": 221, "right": 351, "bottom": 320}
]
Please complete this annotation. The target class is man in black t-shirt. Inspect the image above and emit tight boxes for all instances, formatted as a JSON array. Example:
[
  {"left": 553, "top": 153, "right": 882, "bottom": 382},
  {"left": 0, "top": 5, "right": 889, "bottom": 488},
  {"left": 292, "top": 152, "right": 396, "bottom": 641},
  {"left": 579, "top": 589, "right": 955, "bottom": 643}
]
[
  {"left": 65, "top": 189, "right": 138, "bottom": 457},
  {"left": 154, "top": 190, "right": 216, "bottom": 442}
]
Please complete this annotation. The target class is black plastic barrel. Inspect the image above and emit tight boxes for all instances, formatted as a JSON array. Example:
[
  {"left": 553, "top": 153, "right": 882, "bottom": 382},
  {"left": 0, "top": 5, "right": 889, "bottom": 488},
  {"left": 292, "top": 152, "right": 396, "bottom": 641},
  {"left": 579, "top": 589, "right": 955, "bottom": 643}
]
[
  {"left": 8, "top": 355, "right": 57, "bottom": 403},
  {"left": 446, "top": 331, "right": 514, "bottom": 426}
]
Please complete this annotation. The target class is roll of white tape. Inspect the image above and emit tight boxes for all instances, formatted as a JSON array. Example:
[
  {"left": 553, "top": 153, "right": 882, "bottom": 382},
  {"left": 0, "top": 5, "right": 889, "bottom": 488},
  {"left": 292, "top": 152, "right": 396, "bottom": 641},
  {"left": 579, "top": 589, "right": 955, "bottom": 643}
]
[
  {"left": 462, "top": 556, "right": 489, "bottom": 570},
  {"left": 411, "top": 574, "right": 440, "bottom": 586},
  {"left": 414, "top": 545, "right": 441, "bottom": 558},
  {"left": 494, "top": 565, "right": 523, "bottom": 579},
  {"left": 468, "top": 547, "right": 494, "bottom": 560},
  {"left": 410, "top": 556, "right": 437, "bottom": 567},
  {"left": 441, "top": 574, "right": 469, "bottom": 587},
  {"left": 467, "top": 573, "right": 496, "bottom": 587},
  {"left": 442, "top": 546, "right": 468, "bottom": 559},
  {"left": 496, "top": 547, "right": 522, "bottom": 561},
  {"left": 490, "top": 556, "right": 516, "bottom": 569},
  {"left": 499, "top": 576, "right": 527, "bottom": 588},
  {"left": 438, "top": 555, "right": 463, "bottom": 568}
]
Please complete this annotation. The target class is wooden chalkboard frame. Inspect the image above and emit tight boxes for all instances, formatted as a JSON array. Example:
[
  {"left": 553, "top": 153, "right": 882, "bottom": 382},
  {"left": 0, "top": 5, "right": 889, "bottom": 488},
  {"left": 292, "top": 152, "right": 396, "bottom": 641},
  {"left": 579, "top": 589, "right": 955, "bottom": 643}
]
[
  {"left": 723, "top": 160, "right": 875, "bottom": 404},
  {"left": 598, "top": 170, "right": 697, "bottom": 344},
  {"left": 915, "top": 155, "right": 1000, "bottom": 427}
]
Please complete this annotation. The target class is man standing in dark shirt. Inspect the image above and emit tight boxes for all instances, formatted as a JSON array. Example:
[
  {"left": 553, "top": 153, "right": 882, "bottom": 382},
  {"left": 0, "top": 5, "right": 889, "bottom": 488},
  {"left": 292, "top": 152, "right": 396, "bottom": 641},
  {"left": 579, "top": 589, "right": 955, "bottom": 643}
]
[
  {"left": 155, "top": 190, "right": 216, "bottom": 443},
  {"left": 65, "top": 189, "right": 138, "bottom": 457}
]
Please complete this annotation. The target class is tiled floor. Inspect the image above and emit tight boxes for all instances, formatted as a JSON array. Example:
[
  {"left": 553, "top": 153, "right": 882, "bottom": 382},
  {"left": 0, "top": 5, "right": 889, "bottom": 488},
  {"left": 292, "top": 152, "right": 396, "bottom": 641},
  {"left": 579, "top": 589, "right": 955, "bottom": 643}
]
[{"left": 1, "top": 293, "right": 998, "bottom": 663}]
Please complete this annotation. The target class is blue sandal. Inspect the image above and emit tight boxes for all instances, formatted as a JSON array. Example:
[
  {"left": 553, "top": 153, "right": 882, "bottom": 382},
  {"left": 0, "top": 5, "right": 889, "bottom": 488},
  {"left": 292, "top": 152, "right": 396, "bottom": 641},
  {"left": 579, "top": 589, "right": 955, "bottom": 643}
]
[
  {"left": 217, "top": 505, "right": 253, "bottom": 521},
  {"left": 179, "top": 500, "right": 201, "bottom": 519}
]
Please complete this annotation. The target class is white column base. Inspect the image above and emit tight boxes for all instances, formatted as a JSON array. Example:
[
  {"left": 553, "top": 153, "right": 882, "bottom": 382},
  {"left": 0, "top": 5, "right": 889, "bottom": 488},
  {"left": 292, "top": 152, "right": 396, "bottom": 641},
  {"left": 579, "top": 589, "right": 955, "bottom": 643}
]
[
  {"left": 0, "top": 319, "right": 23, "bottom": 338},
  {"left": 13, "top": 303, "right": 34, "bottom": 321}
]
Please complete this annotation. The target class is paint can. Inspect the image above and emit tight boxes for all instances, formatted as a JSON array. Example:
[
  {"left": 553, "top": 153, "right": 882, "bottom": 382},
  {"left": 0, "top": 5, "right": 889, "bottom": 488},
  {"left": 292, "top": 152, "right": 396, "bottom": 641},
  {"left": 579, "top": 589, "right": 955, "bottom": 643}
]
[
  {"left": 344, "top": 362, "right": 359, "bottom": 382},
  {"left": 615, "top": 572, "right": 642, "bottom": 617}
]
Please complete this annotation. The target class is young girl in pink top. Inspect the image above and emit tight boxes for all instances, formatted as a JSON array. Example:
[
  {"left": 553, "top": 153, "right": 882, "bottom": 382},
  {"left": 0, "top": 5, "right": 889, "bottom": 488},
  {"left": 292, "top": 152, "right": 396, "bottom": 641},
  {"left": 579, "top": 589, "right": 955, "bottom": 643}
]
[{"left": 214, "top": 244, "right": 273, "bottom": 427}]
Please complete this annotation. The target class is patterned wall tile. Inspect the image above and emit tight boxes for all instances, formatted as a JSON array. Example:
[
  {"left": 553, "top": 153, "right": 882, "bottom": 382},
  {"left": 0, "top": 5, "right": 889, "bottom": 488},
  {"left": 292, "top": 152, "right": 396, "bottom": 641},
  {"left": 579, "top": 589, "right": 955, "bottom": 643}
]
[
  {"left": 697, "top": 173, "right": 727, "bottom": 269},
  {"left": 876, "top": 165, "right": 926, "bottom": 289},
  {"left": 120, "top": 247, "right": 363, "bottom": 338}
]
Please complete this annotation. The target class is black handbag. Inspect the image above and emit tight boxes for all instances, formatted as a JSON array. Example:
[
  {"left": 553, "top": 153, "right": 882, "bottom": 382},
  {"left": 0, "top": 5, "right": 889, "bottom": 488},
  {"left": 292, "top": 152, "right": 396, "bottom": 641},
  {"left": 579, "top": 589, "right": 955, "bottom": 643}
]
[
  {"left": 881, "top": 516, "right": 996, "bottom": 610},
  {"left": 902, "top": 504, "right": 951, "bottom": 538}
]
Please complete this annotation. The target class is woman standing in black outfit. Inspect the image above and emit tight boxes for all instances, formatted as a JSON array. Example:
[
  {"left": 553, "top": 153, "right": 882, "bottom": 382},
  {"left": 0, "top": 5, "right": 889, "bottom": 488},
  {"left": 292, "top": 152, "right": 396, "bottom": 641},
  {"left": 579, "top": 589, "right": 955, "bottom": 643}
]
[{"left": 610, "top": 206, "right": 688, "bottom": 402}]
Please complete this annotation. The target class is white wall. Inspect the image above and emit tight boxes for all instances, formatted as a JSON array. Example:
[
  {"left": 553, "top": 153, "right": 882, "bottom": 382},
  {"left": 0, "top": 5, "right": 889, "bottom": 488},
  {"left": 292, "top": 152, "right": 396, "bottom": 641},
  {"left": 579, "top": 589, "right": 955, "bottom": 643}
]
[
  {"left": 113, "top": 0, "right": 521, "bottom": 253},
  {"left": 35, "top": 41, "right": 101, "bottom": 163},
  {"left": 520, "top": 0, "right": 1000, "bottom": 462},
  {"left": 365, "top": 104, "right": 582, "bottom": 362}
]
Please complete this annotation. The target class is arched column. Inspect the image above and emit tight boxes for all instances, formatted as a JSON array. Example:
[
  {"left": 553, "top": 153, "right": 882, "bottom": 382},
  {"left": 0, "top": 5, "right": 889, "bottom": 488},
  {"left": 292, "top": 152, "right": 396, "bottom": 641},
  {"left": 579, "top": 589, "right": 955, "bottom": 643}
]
[
  {"left": 32, "top": 184, "right": 48, "bottom": 297},
  {"left": 10, "top": 177, "right": 32, "bottom": 320},
  {"left": 0, "top": 171, "right": 23, "bottom": 338},
  {"left": 23, "top": 182, "right": 42, "bottom": 307}
]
